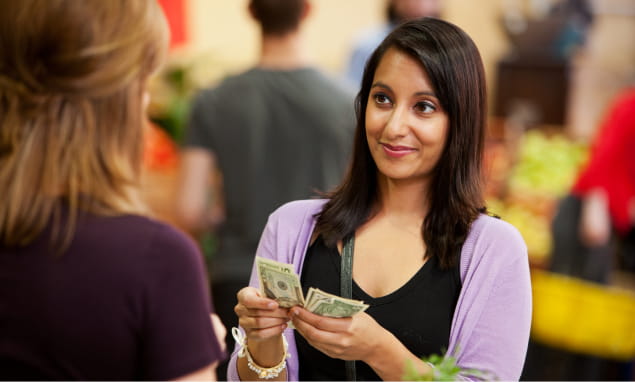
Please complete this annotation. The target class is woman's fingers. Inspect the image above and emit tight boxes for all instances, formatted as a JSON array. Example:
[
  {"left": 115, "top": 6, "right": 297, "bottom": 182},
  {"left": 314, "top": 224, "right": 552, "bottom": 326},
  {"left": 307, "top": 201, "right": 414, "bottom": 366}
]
[
  {"left": 244, "top": 323, "right": 288, "bottom": 341},
  {"left": 236, "top": 286, "right": 278, "bottom": 310},
  {"left": 234, "top": 287, "right": 287, "bottom": 319},
  {"left": 289, "top": 307, "right": 351, "bottom": 344},
  {"left": 235, "top": 303, "right": 290, "bottom": 319},
  {"left": 234, "top": 286, "right": 290, "bottom": 339},
  {"left": 290, "top": 306, "right": 351, "bottom": 331},
  {"left": 290, "top": 308, "right": 381, "bottom": 361},
  {"left": 291, "top": 314, "right": 351, "bottom": 359},
  {"left": 238, "top": 314, "right": 288, "bottom": 330}
]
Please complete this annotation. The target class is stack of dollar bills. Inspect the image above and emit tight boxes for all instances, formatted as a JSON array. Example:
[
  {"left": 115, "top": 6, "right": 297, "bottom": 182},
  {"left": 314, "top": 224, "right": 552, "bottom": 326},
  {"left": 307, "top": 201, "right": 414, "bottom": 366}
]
[{"left": 256, "top": 257, "right": 369, "bottom": 318}]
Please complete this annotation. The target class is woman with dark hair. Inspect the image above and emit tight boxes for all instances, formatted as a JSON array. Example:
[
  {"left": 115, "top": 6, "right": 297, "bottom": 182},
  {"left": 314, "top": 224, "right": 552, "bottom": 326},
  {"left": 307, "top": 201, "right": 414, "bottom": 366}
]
[{"left": 230, "top": 17, "right": 531, "bottom": 381}]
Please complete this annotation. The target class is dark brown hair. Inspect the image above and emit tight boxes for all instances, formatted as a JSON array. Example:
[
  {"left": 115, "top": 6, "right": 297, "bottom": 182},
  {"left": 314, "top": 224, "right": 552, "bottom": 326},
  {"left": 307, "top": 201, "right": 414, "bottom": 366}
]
[
  {"left": 249, "top": 0, "right": 305, "bottom": 36},
  {"left": 316, "top": 17, "right": 487, "bottom": 269}
]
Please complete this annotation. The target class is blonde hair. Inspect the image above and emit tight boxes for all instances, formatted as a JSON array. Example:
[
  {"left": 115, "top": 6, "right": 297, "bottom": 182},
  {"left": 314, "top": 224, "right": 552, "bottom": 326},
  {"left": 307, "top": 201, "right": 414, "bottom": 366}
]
[{"left": 0, "top": 0, "right": 169, "bottom": 247}]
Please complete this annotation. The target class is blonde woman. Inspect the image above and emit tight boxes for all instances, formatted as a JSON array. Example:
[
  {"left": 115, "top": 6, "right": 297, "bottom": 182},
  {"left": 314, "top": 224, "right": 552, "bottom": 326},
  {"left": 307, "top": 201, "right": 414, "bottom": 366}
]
[{"left": 0, "top": 1, "right": 225, "bottom": 379}]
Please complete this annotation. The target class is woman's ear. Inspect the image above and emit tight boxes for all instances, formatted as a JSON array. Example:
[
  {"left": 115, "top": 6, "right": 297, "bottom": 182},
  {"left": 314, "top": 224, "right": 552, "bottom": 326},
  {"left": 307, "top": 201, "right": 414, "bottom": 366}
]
[{"left": 300, "top": 0, "right": 312, "bottom": 21}]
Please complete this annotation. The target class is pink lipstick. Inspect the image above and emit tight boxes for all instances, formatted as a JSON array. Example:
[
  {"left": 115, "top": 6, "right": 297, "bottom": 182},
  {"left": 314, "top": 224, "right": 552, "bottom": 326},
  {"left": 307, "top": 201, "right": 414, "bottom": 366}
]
[{"left": 381, "top": 143, "right": 416, "bottom": 158}]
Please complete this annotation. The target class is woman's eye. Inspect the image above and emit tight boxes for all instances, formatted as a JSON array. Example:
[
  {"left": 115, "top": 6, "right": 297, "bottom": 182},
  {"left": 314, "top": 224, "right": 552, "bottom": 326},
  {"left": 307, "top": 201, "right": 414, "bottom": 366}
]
[
  {"left": 414, "top": 101, "right": 436, "bottom": 113},
  {"left": 373, "top": 94, "right": 391, "bottom": 105}
]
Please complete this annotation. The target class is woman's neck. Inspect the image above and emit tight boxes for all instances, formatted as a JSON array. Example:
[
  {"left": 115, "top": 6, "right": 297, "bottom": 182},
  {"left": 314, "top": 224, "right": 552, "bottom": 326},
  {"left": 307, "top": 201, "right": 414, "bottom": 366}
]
[{"left": 375, "top": 175, "right": 430, "bottom": 221}]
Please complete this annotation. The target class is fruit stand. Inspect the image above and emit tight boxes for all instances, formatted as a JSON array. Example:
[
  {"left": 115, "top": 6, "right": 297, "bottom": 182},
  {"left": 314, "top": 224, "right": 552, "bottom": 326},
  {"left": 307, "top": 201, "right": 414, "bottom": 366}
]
[
  {"left": 484, "top": 126, "right": 588, "bottom": 266},
  {"left": 485, "top": 123, "right": 635, "bottom": 368}
]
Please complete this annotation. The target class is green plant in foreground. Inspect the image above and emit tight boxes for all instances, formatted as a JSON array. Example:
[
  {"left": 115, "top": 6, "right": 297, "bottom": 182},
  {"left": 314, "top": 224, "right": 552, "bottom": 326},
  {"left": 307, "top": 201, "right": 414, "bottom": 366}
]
[{"left": 403, "top": 352, "right": 494, "bottom": 381}]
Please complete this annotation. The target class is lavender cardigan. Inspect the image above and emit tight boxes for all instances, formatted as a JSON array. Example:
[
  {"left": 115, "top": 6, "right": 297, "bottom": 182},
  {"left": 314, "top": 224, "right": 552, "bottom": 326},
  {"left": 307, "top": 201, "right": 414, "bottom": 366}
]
[{"left": 227, "top": 199, "right": 532, "bottom": 381}]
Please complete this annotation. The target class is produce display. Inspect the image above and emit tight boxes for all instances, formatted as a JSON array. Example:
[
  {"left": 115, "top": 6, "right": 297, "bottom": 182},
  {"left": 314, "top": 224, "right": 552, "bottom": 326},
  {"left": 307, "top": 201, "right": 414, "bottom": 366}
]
[
  {"left": 507, "top": 130, "right": 588, "bottom": 198},
  {"left": 485, "top": 129, "right": 588, "bottom": 264}
]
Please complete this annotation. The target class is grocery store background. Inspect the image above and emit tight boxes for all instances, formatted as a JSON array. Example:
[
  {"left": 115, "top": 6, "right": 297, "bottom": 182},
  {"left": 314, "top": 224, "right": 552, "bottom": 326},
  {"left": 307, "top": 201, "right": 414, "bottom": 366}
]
[{"left": 141, "top": 0, "right": 635, "bottom": 380}]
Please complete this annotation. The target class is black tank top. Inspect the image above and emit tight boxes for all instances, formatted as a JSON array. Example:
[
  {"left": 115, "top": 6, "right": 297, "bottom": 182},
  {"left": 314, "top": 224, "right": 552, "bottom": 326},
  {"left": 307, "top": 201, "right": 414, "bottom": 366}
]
[{"left": 295, "top": 236, "right": 461, "bottom": 381}]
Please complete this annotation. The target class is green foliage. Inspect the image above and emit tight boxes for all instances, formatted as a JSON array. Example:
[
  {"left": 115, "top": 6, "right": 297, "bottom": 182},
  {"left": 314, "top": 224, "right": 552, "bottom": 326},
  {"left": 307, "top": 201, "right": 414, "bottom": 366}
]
[
  {"left": 403, "top": 351, "right": 493, "bottom": 381},
  {"left": 149, "top": 65, "right": 191, "bottom": 144},
  {"left": 148, "top": 52, "right": 225, "bottom": 144},
  {"left": 150, "top": 94, "right": 189, "bottom": 143},
  {"left": 199, "top": 230, "right": 219, "bottom": 262}
]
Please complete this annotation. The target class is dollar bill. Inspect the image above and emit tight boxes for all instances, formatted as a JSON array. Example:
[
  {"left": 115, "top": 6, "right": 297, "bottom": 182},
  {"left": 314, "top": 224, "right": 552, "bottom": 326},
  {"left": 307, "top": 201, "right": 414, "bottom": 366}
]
[
  {"left": 254, "top": 257, "right": 368, "bottom": 317},
  {"left": 310, "top": 298, "right": 369, "bottom": 318},
  {"left": 256, "top": 257, "right": 305, "bottom": 308},
  {"left": 304, "top": 287, "right": 331, "bottom": 311},
  {"left": 304, "top": 287, "right": 369, "bottom": 318}
]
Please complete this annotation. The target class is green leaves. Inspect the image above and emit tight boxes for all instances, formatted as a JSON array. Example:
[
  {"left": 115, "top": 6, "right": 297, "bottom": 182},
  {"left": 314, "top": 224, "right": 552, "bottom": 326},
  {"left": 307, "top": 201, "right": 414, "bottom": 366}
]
[
  {"left": 403, "top": 350, "right": 495, "bottom": 381},
  {"left": 404, "top": 353, "right": 461, "bottom": 381}
]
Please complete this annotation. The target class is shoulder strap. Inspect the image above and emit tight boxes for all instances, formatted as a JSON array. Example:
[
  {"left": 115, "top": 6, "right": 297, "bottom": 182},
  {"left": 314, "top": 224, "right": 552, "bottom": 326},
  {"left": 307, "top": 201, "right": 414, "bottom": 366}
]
[{"left": 341, "top": 236, "right": 356, "bottom": 381}]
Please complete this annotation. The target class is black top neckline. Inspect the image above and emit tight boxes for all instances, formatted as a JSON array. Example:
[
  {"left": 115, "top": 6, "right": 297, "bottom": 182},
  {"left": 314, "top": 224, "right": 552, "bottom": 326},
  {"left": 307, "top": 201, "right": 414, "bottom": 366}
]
[
  {"left": 323, "top": 236, "right": 434, "bottom": 306},
  {"left": 296, "top": 235, "right": 462, "bottom": 381}
]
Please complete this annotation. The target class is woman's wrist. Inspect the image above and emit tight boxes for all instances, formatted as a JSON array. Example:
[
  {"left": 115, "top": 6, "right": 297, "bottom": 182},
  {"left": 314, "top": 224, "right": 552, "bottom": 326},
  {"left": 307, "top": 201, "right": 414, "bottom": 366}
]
[
  {"left": 364, "top": 329, "right": 434, "bottom": 381},
  {"left": 233, "top": 327, "right": 286, "bottom": 367},
  {"left": 244, "top": 336, "right": 288, "bottom": 379},
  {"left": 249, "top": 335, "right": 286, "bottom": 367},
  {"left": 234, "top": 328, "right": 288, "bottom": 380},
  {"left": 365, "top": 328, "right": 422, "bottom": 380}
]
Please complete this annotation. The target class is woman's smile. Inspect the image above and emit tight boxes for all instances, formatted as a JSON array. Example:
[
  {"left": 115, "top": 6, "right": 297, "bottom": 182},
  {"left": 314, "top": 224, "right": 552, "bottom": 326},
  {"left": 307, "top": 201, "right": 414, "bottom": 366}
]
[
  {"left": 380, "top": 143, "right": 417, "bottom": 158},
  {"left": 365, "top": 47, "right": 449, "bottom": 182}
]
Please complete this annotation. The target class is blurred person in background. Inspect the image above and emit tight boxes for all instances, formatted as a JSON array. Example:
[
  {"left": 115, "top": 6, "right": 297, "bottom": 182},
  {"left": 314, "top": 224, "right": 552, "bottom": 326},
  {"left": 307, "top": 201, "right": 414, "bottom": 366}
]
[
  {"left": 343, "top": 0, "right": 443, "bottom": 88},
  {"left": 551, "top": 86, "right": 635, "bottom": 283},
  {"left": 526, "top": 86, "right": 635, "bottom": 381},
  {"left": 230, "top": 17, "right": 531, "bottom": 381},
  {"left": 176, "top": 0, "right": 354, "bottom": 378},
  {"left": 0, "top": 0, "right": 225, "bottom": 379}
]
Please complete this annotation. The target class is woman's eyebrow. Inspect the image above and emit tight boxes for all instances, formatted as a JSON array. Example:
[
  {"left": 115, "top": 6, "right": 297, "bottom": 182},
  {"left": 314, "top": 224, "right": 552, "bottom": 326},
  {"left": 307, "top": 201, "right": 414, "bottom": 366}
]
[
  {"left": 371, "top": 82, "right": 437, "bottom": 98},
  {"left": 414, "top": 91, "right": 437, "bottom": 98},
  {"left": 371, "top": 82, "right": 391, "bottom": 91}
]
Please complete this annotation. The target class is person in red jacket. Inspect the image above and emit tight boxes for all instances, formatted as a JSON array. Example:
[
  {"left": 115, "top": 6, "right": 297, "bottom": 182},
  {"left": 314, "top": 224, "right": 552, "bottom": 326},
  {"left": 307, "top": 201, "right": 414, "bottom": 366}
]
[{"left": 551, "top": 87, "right": 635, "bottom": 282}]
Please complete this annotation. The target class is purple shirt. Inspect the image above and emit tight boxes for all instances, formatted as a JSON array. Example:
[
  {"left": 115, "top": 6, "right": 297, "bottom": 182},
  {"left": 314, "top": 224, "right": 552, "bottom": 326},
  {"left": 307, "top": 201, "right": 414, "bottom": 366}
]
[
  {"left": 0, "top": 212, "right": 225, "bottom": 380},
  {"left": 227, "top": 199, "right": 532, "bottom": 381}
]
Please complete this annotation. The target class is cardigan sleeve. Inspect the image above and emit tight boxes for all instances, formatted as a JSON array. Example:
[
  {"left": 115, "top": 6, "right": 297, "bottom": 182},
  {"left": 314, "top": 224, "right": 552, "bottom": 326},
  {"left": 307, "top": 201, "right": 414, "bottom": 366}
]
[
  {"left": 226, "top": 200, "right": 324, "bottom": 381},
  {"left": 448, "top": 216, "right": 532, "bottom": 381}
]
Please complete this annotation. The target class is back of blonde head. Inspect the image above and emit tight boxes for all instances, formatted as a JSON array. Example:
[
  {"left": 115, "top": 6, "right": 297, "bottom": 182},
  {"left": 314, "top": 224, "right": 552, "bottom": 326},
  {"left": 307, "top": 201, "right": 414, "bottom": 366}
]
[{"left": 0, "top": 0, "right": 169, "bottom": 247}]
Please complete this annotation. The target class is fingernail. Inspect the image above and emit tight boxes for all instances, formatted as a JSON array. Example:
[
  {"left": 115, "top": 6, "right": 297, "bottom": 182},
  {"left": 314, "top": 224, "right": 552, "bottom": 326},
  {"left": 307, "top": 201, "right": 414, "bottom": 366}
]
[{"left": 267, "top": 302, "right": 276, "bottom": 309}]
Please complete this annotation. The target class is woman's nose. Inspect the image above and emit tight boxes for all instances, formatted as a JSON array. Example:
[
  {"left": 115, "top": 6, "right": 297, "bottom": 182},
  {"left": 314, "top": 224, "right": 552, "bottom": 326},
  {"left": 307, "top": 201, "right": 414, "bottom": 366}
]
[{"left": 383, "top": 106, "right": 410, "bottom": 138}]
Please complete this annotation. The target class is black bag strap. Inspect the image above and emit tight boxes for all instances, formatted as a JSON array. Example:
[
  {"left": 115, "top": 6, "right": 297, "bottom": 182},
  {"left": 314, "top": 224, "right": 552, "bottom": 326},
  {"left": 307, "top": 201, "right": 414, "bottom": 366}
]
[{"left": 341, "top": 236, "right": 356, "bottom": 381}]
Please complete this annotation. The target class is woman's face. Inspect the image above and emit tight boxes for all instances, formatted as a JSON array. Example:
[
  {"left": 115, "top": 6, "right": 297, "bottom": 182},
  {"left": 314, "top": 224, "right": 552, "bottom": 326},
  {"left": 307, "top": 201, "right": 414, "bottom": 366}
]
[{"left": 365, "top": 47, "right": 449, "bottom": 184}]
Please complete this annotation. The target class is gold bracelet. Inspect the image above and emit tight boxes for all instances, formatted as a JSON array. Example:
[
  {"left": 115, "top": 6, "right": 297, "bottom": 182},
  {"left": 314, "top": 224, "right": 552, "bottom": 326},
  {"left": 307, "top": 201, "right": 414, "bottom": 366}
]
[{"left": 232, "top": 327, "right": 290, "bottom": 379}]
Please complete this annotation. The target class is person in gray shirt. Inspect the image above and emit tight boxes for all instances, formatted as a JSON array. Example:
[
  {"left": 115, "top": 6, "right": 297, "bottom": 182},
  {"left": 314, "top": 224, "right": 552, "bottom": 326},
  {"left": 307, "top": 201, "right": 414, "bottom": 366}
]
[{"left": 176, "top": 0, "right": 354, "bottom": 377}]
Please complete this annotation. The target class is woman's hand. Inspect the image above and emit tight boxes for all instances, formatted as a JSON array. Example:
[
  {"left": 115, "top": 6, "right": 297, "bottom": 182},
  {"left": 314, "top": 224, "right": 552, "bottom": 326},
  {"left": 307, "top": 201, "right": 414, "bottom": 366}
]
[
  {"left": 234, "top": 287, "right": 290, "bottom": 380},
  {"left": 289, "top": 306, "right": 384, "bottom": 362},
  {"left": 289, "top": 306, "right": 431, "bottom": 380},
  {"left": 234, "top": 286, "right": 289, "bottom": 342}
]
